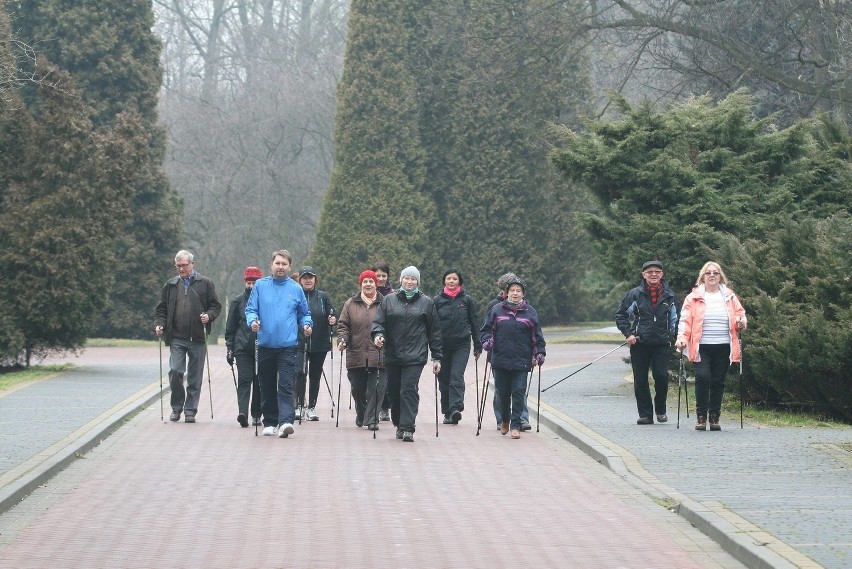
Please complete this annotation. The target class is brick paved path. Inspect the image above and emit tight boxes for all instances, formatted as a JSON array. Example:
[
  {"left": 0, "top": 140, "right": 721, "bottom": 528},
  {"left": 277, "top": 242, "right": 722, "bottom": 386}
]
[{"left": 0, "top": 345, "right": 742, "bottom": 569}]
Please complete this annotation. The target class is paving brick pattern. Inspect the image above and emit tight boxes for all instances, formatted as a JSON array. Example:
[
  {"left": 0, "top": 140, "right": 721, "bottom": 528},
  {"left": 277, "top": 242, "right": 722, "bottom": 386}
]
[{"left": 0, "top": 345, "right": 744, "bottom": 569}]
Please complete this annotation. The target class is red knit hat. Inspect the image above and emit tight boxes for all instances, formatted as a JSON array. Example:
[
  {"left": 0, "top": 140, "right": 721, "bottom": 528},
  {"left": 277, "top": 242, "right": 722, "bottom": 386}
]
[
  {"left": 244, "top": 266, "right": 263, "bottom": 282},
  {"left": 359, "top": 270, "right": 378, "bottom": 285}
]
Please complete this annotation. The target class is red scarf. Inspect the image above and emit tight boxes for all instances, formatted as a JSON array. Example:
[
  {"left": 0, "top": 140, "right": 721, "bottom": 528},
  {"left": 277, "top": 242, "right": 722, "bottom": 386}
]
[
  {"left": 443, "top": 286, "right": 462, "bottom": 298},
  {"left": 646, "top": 282, "right": 662, "bottom": 308}
]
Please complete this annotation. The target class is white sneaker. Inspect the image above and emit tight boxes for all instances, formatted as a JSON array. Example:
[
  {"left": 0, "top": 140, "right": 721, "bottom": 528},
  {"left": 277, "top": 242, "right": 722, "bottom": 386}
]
[
  {"left": 295, "top": 406, "right": 303, "bottom": 420},
  {"left": 278, "top": 423, "right": 294, "bottom": 438},
  {"left": 262, "top": 425, "right": 276, "bottom": 436},
  {"left": 306, "top": 407, "right": 319, "bottom": 421}
]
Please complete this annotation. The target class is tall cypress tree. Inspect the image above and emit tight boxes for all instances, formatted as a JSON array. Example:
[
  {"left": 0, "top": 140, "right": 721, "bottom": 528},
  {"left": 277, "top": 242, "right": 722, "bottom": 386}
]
[
  {"left": 308, "top": 0, "right": 438, "bottom": 300},
  {"left": 15, "top": 0, "right": 182, "bottom": 338}
]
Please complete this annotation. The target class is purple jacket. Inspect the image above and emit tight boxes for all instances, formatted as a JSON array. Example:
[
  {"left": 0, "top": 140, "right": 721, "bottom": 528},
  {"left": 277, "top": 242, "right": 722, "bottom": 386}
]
[{"left": 480, "top": 299, "right": 546, "bottom": 371}]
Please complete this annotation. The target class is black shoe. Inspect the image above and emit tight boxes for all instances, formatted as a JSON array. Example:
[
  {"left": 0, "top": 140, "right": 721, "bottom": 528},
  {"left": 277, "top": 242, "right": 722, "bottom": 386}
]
[
  {"left": 169, "top": 411, "right": 181, "bottom": 422},
  {"left": 520, "top": 422, "right": 532, "bottom": 431},
  {"left": 402, "top": 431, "right": 414, "bottom": 442},
  {"left": 451, "top": 410, "right": 462, "bottom": 424},
  {"left": 442, "top": 415, "right": 454, "bottom": 424},
  {"left": 379, "top": 409, "right": 391, "bottom": 422},
  {"left": 252, "top": 416, "right": 262, "bottom": 426},
  {"left": 396, "top": 429, "right": 404, "bottom": 439},
  {"left": 184, "top": 415, "right": 196, "bottom": 423},
  {"left": 355, "top": 416, "right": 363, "bottom": 427},
  {"left": 367, "top": 423, "right": 379, "bottom": 431},
  {"left": 237, "top": 413, "right": 248, "bottom": 428},
  {"left": 656, "top": 414, "right": 668, "bottom": 423},
  {"left": 636, "top": 416, "right": 653, "bottom": 425}
]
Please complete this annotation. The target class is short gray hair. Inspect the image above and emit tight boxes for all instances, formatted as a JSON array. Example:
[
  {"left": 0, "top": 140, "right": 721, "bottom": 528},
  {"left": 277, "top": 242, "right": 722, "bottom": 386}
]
[{"left": 175, "top": 250, "right": 194, "bottom": 263}]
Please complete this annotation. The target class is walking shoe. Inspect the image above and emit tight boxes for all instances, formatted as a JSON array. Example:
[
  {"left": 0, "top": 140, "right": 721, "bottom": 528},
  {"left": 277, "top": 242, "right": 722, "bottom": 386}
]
[
  {"left": 656, "top": 414, "right": 668, "bottom": 423},
  {"left": 367, "top": 423, "right": 379, "bottom": 431},
  {"left": 306, "top": 407, "right": 319, "bottom": 421},
  {"left": 379, "top": 409, "right": 391, "bottom": 422},
  {"left": 695, "top": 415, "right": 707, "bottom": 431},
  {"left": 237, "top": 413, "right": 248, "bottom": 428},
  {"left": 295, "top": 406, "right": 303, "bottom": 420},
  {"left": 184, "top": 415, "right": 196, "bottom": 423},
  {"left": 451, "top": 410, "right": 462, "bottom": 424},
  {"left": 520, "top": 422, "right": 532, "bottom": 431},
  {"left": 169, "top": 411, "right": 181, "bottom": 422},
  {"left": 709, "top": 414, "right": 721, "bottom": 431},
  {"left": 500, "top": 421, "right": 510, "bottom": 435},
  {"left": 278, "top": 423, "right": 295, "bottom": 438},
  {"left": 355, "top": 415, "right": 363, "bottom": 427},
  {"left": 402, "top": 431, "right": 414, "bottom": 442},
  {"left": 511, "top": 429, "right": 521, "bottom": 439},
  {"left": 636, "top": 416, "right": 653, "bottom": 425},
  {"left": 252, "top": 416, "right": 262, "bottom": 426},
  {"left": 262, "top": 425, "right": 276, "bottom": 436},
  {"left": 442, "top": 415, "right": 454, "bottom": 425},
  {"left": 396, "top": 429, "right": 404, "bottom": 439}
]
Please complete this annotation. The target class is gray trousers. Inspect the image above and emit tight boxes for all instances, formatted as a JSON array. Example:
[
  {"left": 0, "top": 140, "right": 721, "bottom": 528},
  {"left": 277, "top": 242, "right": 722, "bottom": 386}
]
[
  {"left": 386, "top": 363, "right": 425, "bottom": 433},
  {"left": 168, "top": 337, "right": 207, "bottom": 417}
]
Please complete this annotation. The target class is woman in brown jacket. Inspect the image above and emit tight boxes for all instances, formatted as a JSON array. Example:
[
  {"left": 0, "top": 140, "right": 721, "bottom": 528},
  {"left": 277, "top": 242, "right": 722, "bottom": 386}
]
[{"left": 336, "top": 270, "right": 385, "bottom": 430}]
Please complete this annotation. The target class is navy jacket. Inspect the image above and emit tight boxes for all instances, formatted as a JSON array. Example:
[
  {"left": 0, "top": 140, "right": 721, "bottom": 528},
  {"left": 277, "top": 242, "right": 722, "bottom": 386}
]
[{"left": 480, "top": 299, "right": 546, "bottom": 371}]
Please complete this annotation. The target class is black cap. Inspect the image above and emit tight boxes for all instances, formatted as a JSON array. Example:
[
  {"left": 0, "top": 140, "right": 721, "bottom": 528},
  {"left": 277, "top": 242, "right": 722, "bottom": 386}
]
[
  {"left": 642, "top": 260, "right": 664, "bottom": 272},
  {"left": 299, "top": 266, "right": 317, "bottom": 277}
]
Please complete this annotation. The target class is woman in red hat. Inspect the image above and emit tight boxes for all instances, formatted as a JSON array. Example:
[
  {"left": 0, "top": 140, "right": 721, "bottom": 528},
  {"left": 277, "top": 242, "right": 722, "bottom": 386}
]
[{"left": 225, "top": 266, "right": 264, "bottom": 427}]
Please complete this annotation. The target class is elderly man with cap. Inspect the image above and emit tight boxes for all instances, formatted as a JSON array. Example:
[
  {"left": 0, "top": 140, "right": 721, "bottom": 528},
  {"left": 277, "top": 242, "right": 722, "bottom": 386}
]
[
  {"left": 225, "top": 266, "right": 264, "bottom": 427},
  {"left": 294, "top": 266, "right": 336, "bottom": 421},
  {"left": 372, "top": 266, "right": 443, "bottom": 442},
  {"left": 615, "top": 260, "right": 679, "bottom": 425}
]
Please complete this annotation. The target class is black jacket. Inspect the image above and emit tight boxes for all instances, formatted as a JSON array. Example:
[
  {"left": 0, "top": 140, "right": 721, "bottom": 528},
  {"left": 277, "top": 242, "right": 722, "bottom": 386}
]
[
  {"left": 481, "top": 299, "right": 545, "bottom": 371},
  {"left": 372, "top": 290, "right": 443, "bottom": 366},
  {"left": 614, "top": 281, "right": 678, "bottom": 346},
  {"left": 433, "top": 289, "right": 482, "bottom": 353},
  {"left": 300, "top": 288, "right": 335, "bottom": 353},
  {"left": 225, "top": 289, "right": 256, "bottom": 356},
  {"left": 154, "top": 273, "right": 221, "bottom": 346}
]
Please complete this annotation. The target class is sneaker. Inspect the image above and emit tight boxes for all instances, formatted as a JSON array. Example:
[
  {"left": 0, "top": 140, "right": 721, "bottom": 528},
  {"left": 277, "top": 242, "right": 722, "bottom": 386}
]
[
  {"left": 252, "top": 416, "right": 262, "bottom": 426},
  {"left": 237, "top": 413, "right": 248, "bottom": 428},
  {"left": 451, "top": 410, "right": 462, "bottom": 424},
  {"left": 278, "top": 423, "right": 295, "bottom": 438},
  {"left": 396, "top": 429, "right": 404, "bottom": 439},
  {"left": 184, "top": 415, "right": 196, "bottom": 423},
  {"left": 442, "top": 415, "right": 454, "bottom": 425},
  {"left": 169, "top": 411, "right": 181, "bottom": 422},
  {"left": 402, "top": 431, "right": 414, "bottom": 442},
  {"left": 656, "top": 414, "right": 668, "bottom": 423},
  {"left": 306, "top": 407, "right": 319, "bottom": 421},
  {"left": 520, "top": 422, "right": 531, "bottom": 431},
  {"left": 262, "top": 425, "right": 276, "bottom": 436},
  {"left": 636, "top": 416, "right": 653, "bottom": 425},
  {"left": 295, "top": 406, "right": 303, "bottom": 420},
  {"left": 379, "top": 409, "right": 391, "bottom": 422}
]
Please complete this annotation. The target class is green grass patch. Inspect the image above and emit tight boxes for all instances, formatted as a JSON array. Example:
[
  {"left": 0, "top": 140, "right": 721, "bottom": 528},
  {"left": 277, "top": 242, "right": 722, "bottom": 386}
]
[
  {"left": 0, "top": 364, "right": 75, "bottom": 390},
  {"left": 85, "top": 338, "right": 160, "bottom": 348}
]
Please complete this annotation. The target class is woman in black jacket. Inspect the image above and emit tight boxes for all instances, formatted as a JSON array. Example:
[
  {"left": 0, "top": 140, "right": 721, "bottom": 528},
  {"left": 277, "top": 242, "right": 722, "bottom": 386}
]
[
  {"left": 294, "top": 266, "right": 336, "bottom": 421},
  {"left": 433, "top": 268, "right": 481, "bottom": 425},
  {"left": 372, "top": 266, "right": 443, "bottom": 442}
]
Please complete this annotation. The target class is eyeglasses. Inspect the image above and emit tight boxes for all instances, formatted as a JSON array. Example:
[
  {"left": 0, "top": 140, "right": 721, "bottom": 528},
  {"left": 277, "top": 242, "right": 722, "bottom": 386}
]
[
  {"left": 704, "top": 271, "right": 721, "bottom": 276},
  {"left": 175, "top": 263, "right": 192, "bottom": 268},
  {"left": 643, "top": 270, "right": 662, "bottom": 275}
]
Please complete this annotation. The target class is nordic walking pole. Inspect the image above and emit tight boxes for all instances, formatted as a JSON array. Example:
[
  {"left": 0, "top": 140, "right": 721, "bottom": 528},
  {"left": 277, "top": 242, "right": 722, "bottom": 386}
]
[
  {"left": 541, "top": 341, "right": 629, "bottom": 392},
  {"left": 536, "top": 364, "right": 541, "bottom": 433},
  {"left": 336, "top": 348, "right": 343, "bottom": 427},
  {"left": 298, "top": 337, "right": 309, "bottom": 425},
  {"left": 229, "top": 360, "right": 237, "bottom": 390},
  {"left": 677, "top": 351, "right": 684, "bottom": 429},
  {"left": 158, "top": 336, "right": 164, "bottom": 422},
  {"left": 739, "top": 334, "right": 744, "bottom": 429},
  {"left": 476, "top": 359, "right": 490, "bottom": 436},
  {"left": 525, "top": 369, "right": 533, "bottom": 398},
  {"left": 434, "top": 367, "right": 440, "bottom": 438},
  {"left": 203, "top": 322, "right": 213, "bottom": 419},
  {"left": 255, "top": 338, "right": 259, "bottom": 436},
  {"left": 321, "top": 370, "right": 336, "bottom": 416},
  {"left": 328, "top": 308, "right": 336, "bottom": 418},
  {"left": 474, "top": 356, "right": 480, "bottom": 428}
]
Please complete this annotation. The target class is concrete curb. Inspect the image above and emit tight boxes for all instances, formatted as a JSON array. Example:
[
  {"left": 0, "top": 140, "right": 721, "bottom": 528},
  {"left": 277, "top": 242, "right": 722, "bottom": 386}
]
[
  {"left": 0, "top": 384, "right": 163, "bottom": 516},
  {"left": 537, "top": 409, "right": 799, "bottom": 569}
]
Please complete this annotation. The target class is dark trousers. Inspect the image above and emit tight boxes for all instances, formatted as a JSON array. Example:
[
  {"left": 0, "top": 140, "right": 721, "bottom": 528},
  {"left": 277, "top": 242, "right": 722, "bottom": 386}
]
[
  {"left": 493, "top": 368, "right": 527, "bottom": 430},
  {"left": 347, "top": 367, "right": 386, "bottom": 426},
  {"left": 295, "top": 351, "right": 328, "bottom": 408},
  {"left": 234, "top": 352, "right": 261, "bottom": 419},
  {"left": 694, "top": 343, "right": 731, "bottom": 417},
  {"left": 385, "top": 363, "right": 425, "bottom": 432},
  {"left": 257, "top": 346, "right": 297, "bottom": 427},
  {"left": 629, "top": 343, "right": 670, "bottom": 419},
  {"left": 438, "top": 344, "right": 470, "bottom": 416}
]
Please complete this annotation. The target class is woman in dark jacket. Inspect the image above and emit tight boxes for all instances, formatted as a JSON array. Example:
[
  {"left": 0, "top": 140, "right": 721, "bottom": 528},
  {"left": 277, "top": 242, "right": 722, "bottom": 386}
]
[
  {"left": 480, "top": 276, "right": 545, "bottom": 440},
  {"left": 336, "top": 270, "right": 385, "bottom": 429},
  {"left": 294, "top": 266, "right": 336, "bottom": 421},
  {"left": 224, "top": 266, "right": 263, "bottom": 428},
  {"left": 372, "top": 266, "right": 443, "bottom": 442},
  {"left": 433, "top": 268, "right": 481, "bottom": 425}
]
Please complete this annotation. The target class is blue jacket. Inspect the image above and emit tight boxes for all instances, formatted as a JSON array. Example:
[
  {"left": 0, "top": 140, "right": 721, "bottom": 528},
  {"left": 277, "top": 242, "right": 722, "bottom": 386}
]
[
  {"left": 480, "top": 299, "right": 546, "bottom": 371},
  {"left": 245, "top": 276, "right": 312, "bottom": 349}
]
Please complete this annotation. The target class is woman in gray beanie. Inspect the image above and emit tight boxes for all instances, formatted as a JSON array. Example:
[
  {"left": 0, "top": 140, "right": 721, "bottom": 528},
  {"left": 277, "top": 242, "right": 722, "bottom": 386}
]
[{"left": 372, "top": 266, "right": 443, "bottom": 442}]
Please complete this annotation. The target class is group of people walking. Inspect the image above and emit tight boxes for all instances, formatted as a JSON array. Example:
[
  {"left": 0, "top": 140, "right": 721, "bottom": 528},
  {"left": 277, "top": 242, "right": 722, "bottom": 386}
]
[{"left": 154, "top": 249, "right": 746, "bottom": 440}]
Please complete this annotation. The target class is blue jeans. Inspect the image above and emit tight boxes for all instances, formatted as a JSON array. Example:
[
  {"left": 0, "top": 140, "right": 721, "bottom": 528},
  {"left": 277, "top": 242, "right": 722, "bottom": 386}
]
[
  {"left": 257, "top": 346, "right": 297, "bottom": 427},
  {"left": 168, "top": 338, "right": 207, "bottom": 417},
  {"left": 493, "top": 368, "right": 528, "bottom": 430},
  {"left": 493, "top": 372, "right": 529, "bottom": 425}
]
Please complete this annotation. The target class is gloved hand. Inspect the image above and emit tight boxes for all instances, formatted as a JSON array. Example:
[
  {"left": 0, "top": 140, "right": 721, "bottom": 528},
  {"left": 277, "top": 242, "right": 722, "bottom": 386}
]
[
  {"left": 482, "top": 339, "right": 493, "bottom": 352},
  {"left": 535, "top": 353, "right": 545, "bottom": 367},
  {"left": 337, "top": 339, "right": 347, "bottom": 351},
  {"left": 226, "top": 351, "right": 234, "bottom": 366}
]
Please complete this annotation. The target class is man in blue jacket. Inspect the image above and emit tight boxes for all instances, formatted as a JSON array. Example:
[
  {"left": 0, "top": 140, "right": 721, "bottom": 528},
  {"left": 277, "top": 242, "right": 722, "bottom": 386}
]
[{"left": 246, "top": 250, "right": 313, "bottom": 438}]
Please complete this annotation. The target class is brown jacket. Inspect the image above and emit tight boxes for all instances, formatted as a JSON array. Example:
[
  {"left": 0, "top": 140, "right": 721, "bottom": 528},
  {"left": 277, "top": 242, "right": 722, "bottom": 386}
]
[{"left": 337, "top": 292, "right": 384, "bottom": 369}]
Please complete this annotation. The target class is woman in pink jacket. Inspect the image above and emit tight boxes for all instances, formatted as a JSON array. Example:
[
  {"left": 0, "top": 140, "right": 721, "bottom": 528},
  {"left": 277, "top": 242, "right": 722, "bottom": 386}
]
[{"left": 675, "top": 262, "right": 747, "bottom": 431}]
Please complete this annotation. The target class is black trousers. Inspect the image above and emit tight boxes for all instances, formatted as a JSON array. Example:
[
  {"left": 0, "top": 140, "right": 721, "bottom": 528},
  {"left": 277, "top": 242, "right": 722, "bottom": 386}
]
[
  {"left": 234, "top": 352, "right": 261, "bottom": 418},
  {"left": 629, "top": 343, "right": 670, "bottom": 419},
  {"left": 385, "top": 363, "right": 425, "bottom": 432},
  {"left": 295, "top": 351, "right": 328, "bottom": 408},
  {"left": 694, "top": 343, "right": 731, "bottom": 416}
]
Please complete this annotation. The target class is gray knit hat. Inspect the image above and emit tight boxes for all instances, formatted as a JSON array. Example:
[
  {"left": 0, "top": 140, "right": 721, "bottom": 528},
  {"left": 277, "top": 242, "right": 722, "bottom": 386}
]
[
  {"left": 399, "top": 265, "right": 420, "bottom": 283},
  {"left": 497, "top": 272, "right": 517, "bottom": 291}
]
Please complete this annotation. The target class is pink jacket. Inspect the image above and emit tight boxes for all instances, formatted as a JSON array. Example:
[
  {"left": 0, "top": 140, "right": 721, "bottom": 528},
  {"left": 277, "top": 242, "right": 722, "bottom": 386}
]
[{"left": 676, "top": 284, "right": 747, "bottom": 363}]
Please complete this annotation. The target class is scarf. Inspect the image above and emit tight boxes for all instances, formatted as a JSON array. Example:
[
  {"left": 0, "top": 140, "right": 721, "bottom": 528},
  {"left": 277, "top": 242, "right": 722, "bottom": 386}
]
[
  {"left": 403, "top": 288, "right": 419, "bottom": 300},
  {"left": 443, "top": 286, "right": 462, "bottom": 299},
  {"left": 646, "top": 281, "right": 662, "bottom": 308},
  {"left": 361, "top": 292, "right": 377, "bottom": 307}
]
